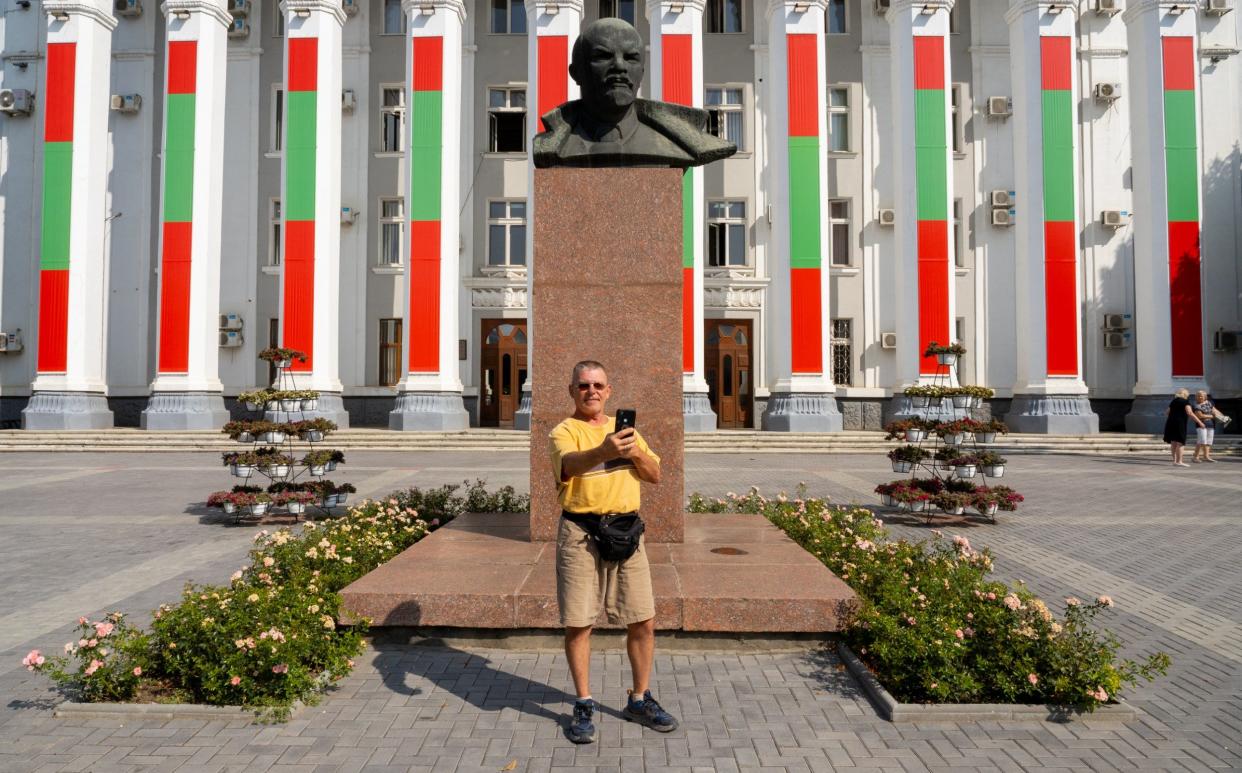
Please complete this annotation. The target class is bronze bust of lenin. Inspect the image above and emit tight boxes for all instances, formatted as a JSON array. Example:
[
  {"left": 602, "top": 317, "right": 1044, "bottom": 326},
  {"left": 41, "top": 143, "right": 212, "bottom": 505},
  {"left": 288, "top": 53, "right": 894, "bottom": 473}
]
[{"left": 533, "top": 18, "right": 736, "bottom": 169}]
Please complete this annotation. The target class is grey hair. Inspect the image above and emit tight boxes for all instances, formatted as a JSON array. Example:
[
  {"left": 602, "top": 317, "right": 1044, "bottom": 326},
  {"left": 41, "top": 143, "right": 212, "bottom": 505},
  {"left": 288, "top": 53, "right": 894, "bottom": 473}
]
[{"left": 570, "top": 360, "right": 608, "bottom": 384}]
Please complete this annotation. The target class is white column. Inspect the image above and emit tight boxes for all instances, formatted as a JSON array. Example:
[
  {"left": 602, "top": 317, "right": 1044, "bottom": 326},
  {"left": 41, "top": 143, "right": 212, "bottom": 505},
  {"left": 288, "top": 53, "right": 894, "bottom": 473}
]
[
  {"left": 389, "top": 0, "right": 470, "bottom": 429},
  {"left": 23, "top": 0, "right": 116, "bottom": 429},
  {"left": 515, "top": 0, "right": 583, "bottom": 430},
  {"left": 1002, "top": 0, "right": 1098, "bottom": 433},
  {"left": 761, "top": 0, "right": 842, "bottom": 432},
  {"left": 141, "top": 0, "right": 232, "bottom": 430},
  {"left": 1124, "top": 0, "right": 1207, "bottom": 432},
  {"left": 646, "top": 0, "right": 716, "bottom": 432}
]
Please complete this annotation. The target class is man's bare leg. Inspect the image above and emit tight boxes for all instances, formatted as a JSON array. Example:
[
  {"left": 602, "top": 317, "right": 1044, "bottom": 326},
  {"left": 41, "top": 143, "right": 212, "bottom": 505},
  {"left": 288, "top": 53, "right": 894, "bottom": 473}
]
[
  {"left": 565, "top": 626, "right": 593, "bottom": 698},
  {"left": 626, "top": 618, "right": 655, "bottom": 696}
]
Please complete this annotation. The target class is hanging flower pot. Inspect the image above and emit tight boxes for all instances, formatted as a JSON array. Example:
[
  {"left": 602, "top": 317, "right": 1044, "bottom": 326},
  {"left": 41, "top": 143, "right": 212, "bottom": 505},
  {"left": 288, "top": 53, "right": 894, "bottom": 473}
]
[
  {"left": 286, "top": 502, "right": 306, "bottom": 515},
  {"left": 275, "top": 358, "right": 292, "bottom": 369},
  {"left": 943, "top": 432, "right": 965, "bottom": 445},
  {"left": 978, "top": 502, "right": 999, "bottom": 517},
  {"left": 891, "top": 460, "right": 914, "bottom": 473},
  {"left": 951, "top": 394, "right": 970, "bottom": 409},
  {"left": 937, "top": 352, "right": 958, "bottom": 367},
  {"left": 250, "top": 501, "right": 270, "bottom": 516},
  {"left": 271, "top": 431, "right": 289, "bottom": 444},
  {"left": 323, "top": 494, "right": 340, "bottom": 507},
  {"left": 270, "top": 464, "right": 291, "bottom": 478},
  {"left": 245, "top": 401, "right": 261, "bottom": 412},
  {"left": 222, "top": 502, "right": 237, "bottom": 514},
  {"left": 911, "top": 395, "right": 930, "bottom": 408},
  {"left": 955, "top": 464, "right": 978, "bottom": 479},
  {"left": 906, "top": 428, "right": 928, "bottom": 443},
  {"left": 927, "top": 395, "right": 944, "bottom": 408},
  {"left": 880, "top": 493, "right": 895, "bottom": 507},
  {"left": 326, "top": 460, "right": 338, "bottom": 471},
  {"left": 280, "top": 398, "right": 298, "bottom": 412},
  {"left": 977, "top": 431, "right": 997, "bottom": 444},
  {"left": 232, "top": 464, "right": 254, "bottom": 478},
  {"left": 945, "top": 505, "right": 965, "bottom": 515},
  {"left": 982, "top": 464, "right": 1005, "bottom": 478},
  {"left": 236, "top": 431, "right": 254, "bottom": 444},
  {"left": 266, "top": 401, "right": 282, "bottom": 412},
  {"left": 337, "top": 492, "right": 350, "bottom": 504},
  {"left": 302, "top": 398, "right": 318, "bottom": 411},
  {"left": 301, "top": 430, "right": 324, "bottom": 442},
  {"left": 308, "top": 463, "right": 327, "bottom": 476}
]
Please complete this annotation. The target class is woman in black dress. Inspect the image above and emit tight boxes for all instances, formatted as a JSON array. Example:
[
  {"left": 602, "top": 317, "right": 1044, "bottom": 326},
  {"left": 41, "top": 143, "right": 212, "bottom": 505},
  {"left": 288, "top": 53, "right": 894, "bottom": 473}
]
[{"left": 1163, "top": 388, "right": 1204, "bottom": 467}]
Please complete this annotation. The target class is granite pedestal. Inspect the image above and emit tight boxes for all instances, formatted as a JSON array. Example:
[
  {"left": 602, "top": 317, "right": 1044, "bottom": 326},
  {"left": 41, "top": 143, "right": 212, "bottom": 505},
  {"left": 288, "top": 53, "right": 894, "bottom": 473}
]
[
  {"left": 139, "top": 392, "right": 230, "bottom": 430},
  {"left": 21, "top": 391, "right": 114, "bottom": 429},
  {"left": 1004, "top": 394, "right": 1100, "bottom": 434}
]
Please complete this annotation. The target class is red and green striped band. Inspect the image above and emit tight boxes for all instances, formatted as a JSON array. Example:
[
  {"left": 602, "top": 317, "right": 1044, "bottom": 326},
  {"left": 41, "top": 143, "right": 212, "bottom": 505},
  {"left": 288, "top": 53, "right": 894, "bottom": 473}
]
[
  {"left": 1162, "top": 36, "right": 1202, "bottom": 378},
  {"left": 157, "top": 39, "right": 197, "bottom": 373},
  {"left": 1039, "top": 36, "right": 1078, "bottom": 378},
  {"left": 38, "top": 41, "right": 75, "bottom": 373},
  {"left": 283, "top": 36, "right": 318, "bottom": 372},
  {"left": 408, "top": 35, "right": 443, "bottom": 373},
  {"left": 660, "top": 33, "right": 695, "bottom": 373},
  {"left": 786, "top": 33, "right": 822, "bottom": 375},
  {"left": 913, "top": 34, "right": 948, "bottom": 376}
]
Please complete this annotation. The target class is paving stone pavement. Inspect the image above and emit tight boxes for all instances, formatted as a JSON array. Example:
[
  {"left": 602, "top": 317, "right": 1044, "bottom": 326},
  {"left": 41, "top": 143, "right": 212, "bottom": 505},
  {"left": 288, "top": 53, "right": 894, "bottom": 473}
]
[{"left": 0, "top": 450, "right": 1239, "bottom": 772}]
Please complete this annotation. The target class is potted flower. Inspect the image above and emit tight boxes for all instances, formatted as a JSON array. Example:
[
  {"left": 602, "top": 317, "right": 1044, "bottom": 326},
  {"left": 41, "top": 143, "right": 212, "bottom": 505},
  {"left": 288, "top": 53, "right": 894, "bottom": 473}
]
[
  {"left": 884, "top": 418, "right": 932, "bottom": 443},
  {"left": 222, "top": 450, "right": 259, "bottom": 478},
  {"left": 273, "top": 490, "right": 316, "bottom": 515},
  {"left": 249, "top": 492, "right": 273, "bottom": 517},
  {"left": 302, "top": 449, "right": 334, "bottom": 476},
  {"left": 924, "top": 341, "right": 967, "bottom": 367},
  {"left": 892, "top": 486, "right": 931, "bottom": 512},
  {"left": 874, "top": 481, "right": 903, "bottom": 507},
  {"left": 963, "top": 385, "right": 994, "bottom": 410},
  {"left": 976, "top": 418, "right": 1008, "bottom": 444},
  {"left": 932, "top": 490, "right": 972, "bottom": 516},
  {"left": 903, "top": 384, "right": 933, "bottom": 409},
  {"left": 257, "top": 451, "right": 293, "bottom": 478},
  {"left": 937, "top": 420, "right": 968, "bottom": 446},
  {"left": 972, "top": 487, "right": 1002, "bottom": 517},
  {"left": 300, "top": 390, "right": 320, "bottom": 411},
  {"left": 335, "top": 482, "right": 356, "bottom": 505},
  {"left": 258, "top": 347, "right": 307, "bottom": 369},
  {"left": 206, "top": 491, "right": 235, "bottom": 514},
  {"left": 976, "top": 450, "right": 1007, "bottom": 477},
  {"left": 932, "top": 446, "right": 958, "bottom": 471},
  {"left": 950, "top": 454, "right": 979, "bottom": 479},
  {"left": 274, "top": 390, "right": 300, "bottom": 412},
  {"left": 887, "top": 445, "right": 929, "bottom": 473},
  {"left": 222, "top": 420, "right": 255, "bottom": 444},
  {"left": 251, "top": 421, "right": 286, "bottom": 444},
  {"left": 326, "top": 449, "right": 345, "bottom": 471},
  {"left": 991, "top": 485, "right": 1024, "bottom": 511},
  {"left": 293, "top": 417, "right": 337, "bottom": 442},
  {"left": 236, "top": 389, "right": 271, "bottom": 413},
  {"left": 944, "top": 477, "right": 977, "bottom": 495}
]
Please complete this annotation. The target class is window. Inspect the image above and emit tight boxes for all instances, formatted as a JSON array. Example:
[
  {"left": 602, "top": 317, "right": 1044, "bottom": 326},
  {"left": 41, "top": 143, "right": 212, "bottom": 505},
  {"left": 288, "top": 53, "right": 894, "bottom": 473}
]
[
  {"left": 599, "top": 0, "right": 636, "bottom": 24},
  {"left": 270, "top": 85, "right": 284, "bottom": 153},
  {"left": 488, "top": 87, "right": 527, "bottom": 153},
  {"left": 828, "top": 86, "right": 849, "bottom": 152},
  {"left": 706, "top": 87, "right": 744, "bottom": 150},
  {"left": 706, "top": 0, "right": 743, "bottom": 33},
  {"left": 269, "top": 199, "right": 282, "bottom": 266},
  {"left": 490, "top": 0, "right": 527, "bottom": 34},
  {"left": 379, "top": 319, "right": 403, "bottom": 387},
  {"left": 953, "top": 198, "right": 964, "bottom": 268},
  {"left": 829, "top": 199, "right": 851, "bottom": 266},
  {"left": 267, "top": 319, "right": 280, "bottom": 384},
  {"left": 826, "top": 0, "right": 846, "bottom": 34},
  {"left": 707, "top": 200, "right": 747, "bottom": 267},
  {"left": 273, "top": 2, "right": 284, "bottom": 36},
  {"left": 383, "top": 0, "right": 406, "bottom": 34},
  {"left": 379, "top": 198, "right": 404, "bottom": 265},
  {"left": 487, "top": 200, "right": 527, "bottom": 266},
  {"left": 831, "top": 319, "right": 853, "bottom": 387},
  {"left": 380, "top": 86, "right": 404, "bottom": 153},
  {"left": 950, "top": 83, "right": 965, "bottom": 154}
]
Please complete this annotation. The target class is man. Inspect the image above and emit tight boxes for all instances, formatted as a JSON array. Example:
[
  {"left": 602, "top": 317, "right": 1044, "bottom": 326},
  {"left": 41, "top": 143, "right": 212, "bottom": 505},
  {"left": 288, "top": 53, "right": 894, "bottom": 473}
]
[
  {"left": 549, "top": 360, "right": 678, "bottom": 744},
  {"left": 533, "top": 18, "right": 735, "bottom": 168}
]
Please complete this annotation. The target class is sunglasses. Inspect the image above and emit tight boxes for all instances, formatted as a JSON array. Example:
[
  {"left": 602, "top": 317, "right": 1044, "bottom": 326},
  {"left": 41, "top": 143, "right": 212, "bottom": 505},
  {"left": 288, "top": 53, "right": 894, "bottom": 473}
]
[{"left": 575, "top": 382, "right": 609, "bottom": 391}]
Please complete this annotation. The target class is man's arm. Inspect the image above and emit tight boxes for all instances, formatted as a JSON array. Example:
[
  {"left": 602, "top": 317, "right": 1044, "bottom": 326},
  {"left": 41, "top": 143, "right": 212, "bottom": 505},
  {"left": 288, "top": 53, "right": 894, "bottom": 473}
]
[{"left": 617, "top": 428, "right": 660, "bottom": 485}]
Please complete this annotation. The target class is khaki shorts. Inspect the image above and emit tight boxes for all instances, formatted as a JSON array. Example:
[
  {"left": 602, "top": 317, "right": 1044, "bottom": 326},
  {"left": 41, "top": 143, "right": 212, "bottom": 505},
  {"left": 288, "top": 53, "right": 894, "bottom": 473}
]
[{"left": 556, "top": 516, "right": 655, "bottom": 628}]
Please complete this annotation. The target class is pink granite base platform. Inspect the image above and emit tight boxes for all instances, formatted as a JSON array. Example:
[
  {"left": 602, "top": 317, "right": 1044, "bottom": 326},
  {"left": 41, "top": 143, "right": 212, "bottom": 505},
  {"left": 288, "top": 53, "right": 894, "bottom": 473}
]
[{"left": 340, "top": 513, "right": 857, "bottom": 633}]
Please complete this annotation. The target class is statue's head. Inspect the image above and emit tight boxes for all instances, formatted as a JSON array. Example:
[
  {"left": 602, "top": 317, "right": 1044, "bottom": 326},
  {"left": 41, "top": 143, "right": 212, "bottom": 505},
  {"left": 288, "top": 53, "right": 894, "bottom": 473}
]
[{"left": 570, "top": 18, "right": 644, "bottom": 121}]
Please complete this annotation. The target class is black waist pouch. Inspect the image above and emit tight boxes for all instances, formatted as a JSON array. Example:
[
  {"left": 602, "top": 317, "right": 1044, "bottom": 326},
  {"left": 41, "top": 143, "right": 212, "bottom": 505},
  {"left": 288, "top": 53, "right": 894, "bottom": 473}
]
[{"left": 563, "top": 511, "right": 645, "bottom": 562}]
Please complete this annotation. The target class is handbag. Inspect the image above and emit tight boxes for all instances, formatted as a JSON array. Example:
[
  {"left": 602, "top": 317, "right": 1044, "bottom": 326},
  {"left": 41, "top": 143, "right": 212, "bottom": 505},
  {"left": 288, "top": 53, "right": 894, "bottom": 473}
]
[
  {"left": 1212, "top": 407, "right": 1231, "bottom": 426},
  {"left": 563, "top": 512, "right": 645, "bottom": 562}
]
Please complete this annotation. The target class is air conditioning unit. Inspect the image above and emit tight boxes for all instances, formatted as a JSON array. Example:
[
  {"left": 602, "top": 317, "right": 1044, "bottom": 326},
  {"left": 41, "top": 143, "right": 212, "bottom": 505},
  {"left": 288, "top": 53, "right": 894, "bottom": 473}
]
[
  {"left": 110, "top": 93, "right": 142, "bottom": 113},
  {"left": 991, "top": 209, "right": 1015, "bottom": 227},
  {"left": 1094, "top": 82, "right": 1122, "bottom": 101},
  {"left": 219, "top": 330, "right": 243, "bottom": 347},
  {"left": 1213, "top": 330, "right": 1239, "bottom": 350},
  {"left": 341, "top": 88, "right": 356, "bottom": 113},
  {"left": 0, "top": 331, "right": 22, "bottom": 353},
  {"left": 1206, "top": 0, "right": 1233, "bottom": 16},
  {"left": 0, "top": 88, "right": 34, "bottom": 116},
  {"left": 1101, "top": 210, "right": 1131, "bottom": 228},
  {"left": 990, "top": 190, "right": 1013, "bottom": 208},
  {"left": 881, "top": 332, "right": 898, "bottom": 349},
  {"left": 1104, "top": 331, "right": 1132, "bottom": 349},
  {"left": 987, "top": 96, "right": 1012, "bottom": 118},
  {"left": 877, "top": 208, "right": 896, "bottom": 226},
  {"left": 341, "top": 206, "right": 359, "bottom": 225},
  {"left": 1103, "top": 312, "right": 1133, "bottom": 330},
  {"left": 114, "top": 0, "right": 142, "bottom": 17},
  {"left": 1096, "top": 0, "right": 1122, "bottom": 14},
  {"left": 219, "top": 313, "right": 244, "bottom": 331},
  {"left": 874, "top": 0, "right": 890, "bottom": 12},
  {"left": 342, "top": 0, "right": 359, "bottom": 15},
  {"left": 227, "top": 0, "right": 250, "bottom": 16},
  {"left": 228, "top": 17, "right": 249, "bottom": 38}
]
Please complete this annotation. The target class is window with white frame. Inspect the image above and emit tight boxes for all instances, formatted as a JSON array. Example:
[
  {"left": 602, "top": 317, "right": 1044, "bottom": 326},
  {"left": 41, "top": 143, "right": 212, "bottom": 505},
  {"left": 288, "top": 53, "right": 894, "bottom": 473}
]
[
  {"left": 599, "top": 0, "right": 636, "bottom": 24},
  {"left": 826, "top": 0, "right": 846, "bottom": 34},
  {"left": 706, "top": 0, "right": 743, "bottom": 33},
  {"left": 380, "top": 85, "right": 404, "bottom": 153},
  {"left": 487, "top": 200, "right": 527, "bottom": 266},
  {"left": 269, "top": 199, "right": 282, "bottom": 266},
  {"left": 383, "top": 0, "right": 406, "bottom": 34},
  {"left": 828, "top": 86, "right": 849, "bottom": 152},
  {"left": 706, "top": 87, "right": 744, "bottom": 150},
  {"left": 379, "top": 198, "right": 404, "bottom": 266},
  {"left": 707, "top": 200, "right": 747, "bottom": 267},
  {"left": 829, "top": 199, "right": 851, "bottom": 266},
  {"left": 831, "top": 319, "right": 853, "bottom": 387},
  {"left": 953, "top": 198, "right": 965, "bottom": 268},
  {"left": 488, "top": 87, "right": 527, "bottom": 153},
  {"left": 491, "top": 0, "right": 527, "bottom": 33},
  {"left": 273, "top": 2, "right": 284, "bottom": 36},
  {"left": 270, "top": 85, "right": 284, "bottom": 153}
]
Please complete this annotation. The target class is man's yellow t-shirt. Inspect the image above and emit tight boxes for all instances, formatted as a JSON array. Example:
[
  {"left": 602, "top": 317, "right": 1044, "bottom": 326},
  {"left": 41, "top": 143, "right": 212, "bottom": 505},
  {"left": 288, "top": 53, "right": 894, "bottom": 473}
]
[{"left": 549, "top": 416, "right": 660, "bottom": 515}]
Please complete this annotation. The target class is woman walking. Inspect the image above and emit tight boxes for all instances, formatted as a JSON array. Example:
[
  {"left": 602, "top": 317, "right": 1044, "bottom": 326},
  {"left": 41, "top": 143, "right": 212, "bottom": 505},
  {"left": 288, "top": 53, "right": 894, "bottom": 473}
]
[
  {"left": 1163, "top": 388, "right": 1204, "bottom": 467},
  {"left": 1192, "top": 389, "right": 1217, "bottom": 463}
]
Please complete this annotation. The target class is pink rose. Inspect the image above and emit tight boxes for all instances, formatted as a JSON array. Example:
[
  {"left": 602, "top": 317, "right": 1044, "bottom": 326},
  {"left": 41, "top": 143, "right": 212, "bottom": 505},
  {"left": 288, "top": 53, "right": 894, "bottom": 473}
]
[
  {"left": 230, "top": 676, "right": 242, "bottom": 686},
  {"left": 1065, "top": 596, "right": 1081, "bottom": 606},
  {"left": 77, "top": 616, "right": 89, "bottom": 625},
  {"left": 132, "top": 667, "right": 142, "bottom": 677},
  {"left": 1028, "top": 673, "right": 1038, "bottom": 685},
  {"left": 94, "top": 622, "right": 114, "bottom": 638},
  {"left": 954, "top": 629, "right": 964, "bottom": 640},
  {"left": 87, "top": 638, "right": 98, "bottom": 648},
  {"left": 1003, "top": 594, "right": 1021, "bottom": 610},
  {"left": 272, "top": 663, "right": 288, "bottom": 674},
  {"left": 84, "top": 659, "right": 104, "bottom": 676},
  {"left": 986, "top": 592, "right": 997, "bottom": 601},
  {"left": 1097, "top": 595, "right": 1114, "bottom": 608},
  {"left": 21, "top": 650, "right": 45, "bottom": 670}
]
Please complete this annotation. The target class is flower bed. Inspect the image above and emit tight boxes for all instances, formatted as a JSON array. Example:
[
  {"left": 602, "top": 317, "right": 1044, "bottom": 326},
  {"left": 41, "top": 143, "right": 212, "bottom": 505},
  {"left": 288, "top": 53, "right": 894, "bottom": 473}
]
[
  {"left": 687, "top": 488, "right": 1169, "bottom": 710},
  {"left": 23, "top": 481, "right": 529, "bottom": 715}
]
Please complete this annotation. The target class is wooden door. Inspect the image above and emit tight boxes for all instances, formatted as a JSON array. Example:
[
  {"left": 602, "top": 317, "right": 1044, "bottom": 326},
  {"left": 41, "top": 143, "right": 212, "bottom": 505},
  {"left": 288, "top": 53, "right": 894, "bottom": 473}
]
[
  {"left": 704, "top": 320, "right": 753, "bottom": 429},
  {"left": 479, "top": 320, "right": 528, "bottom": 427}
]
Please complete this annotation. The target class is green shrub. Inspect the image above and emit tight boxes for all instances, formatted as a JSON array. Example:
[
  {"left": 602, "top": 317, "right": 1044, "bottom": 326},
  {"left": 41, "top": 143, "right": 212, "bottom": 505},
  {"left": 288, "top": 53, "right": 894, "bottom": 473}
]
[
  {"left": 23, "top": 614, "right": 151, "bottom": 702},
  {"left": 688, "top": 488, "right": 1169, "bottom": 709}
]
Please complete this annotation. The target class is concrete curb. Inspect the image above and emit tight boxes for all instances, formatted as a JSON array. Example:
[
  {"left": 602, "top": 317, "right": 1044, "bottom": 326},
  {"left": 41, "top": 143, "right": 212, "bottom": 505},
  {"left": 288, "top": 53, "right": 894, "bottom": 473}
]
[
  {"left": 53, "top": 700, "right": 306, "bottom": 722},
  {"left": 837, "top": 643, "right": 1139, "bottom": 723}
]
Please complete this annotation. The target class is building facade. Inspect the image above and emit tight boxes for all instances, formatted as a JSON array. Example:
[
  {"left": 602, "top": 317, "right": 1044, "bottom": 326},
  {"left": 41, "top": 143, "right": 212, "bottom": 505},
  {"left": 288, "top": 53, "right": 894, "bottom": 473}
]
[{"left": 0, "top": 0, "right": 1239, "bottom": 431}]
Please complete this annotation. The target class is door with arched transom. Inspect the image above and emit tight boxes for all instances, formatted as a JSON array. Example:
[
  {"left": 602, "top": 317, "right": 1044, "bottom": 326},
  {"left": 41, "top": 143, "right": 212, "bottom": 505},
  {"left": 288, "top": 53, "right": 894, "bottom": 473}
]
[
  {"left": 479, "top": 320, "right": 528, "bottom": 427},
  {"left": 704, "top": 320, "right": 752, "bottom": 429}
]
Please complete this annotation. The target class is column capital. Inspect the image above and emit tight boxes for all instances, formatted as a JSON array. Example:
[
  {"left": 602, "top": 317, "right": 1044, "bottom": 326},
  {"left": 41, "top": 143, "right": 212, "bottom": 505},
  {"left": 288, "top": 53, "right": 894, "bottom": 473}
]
[
  {"left": 1122, "top": 0, "right": 1192, "bottom": 23},
  {"left": 646, "top": 0, "right": 706, "bottom": 20},
  {"left": 1004, "top": 0, "right": 1079, "bottom": 25},
  {"left": 886, "top": 0, "right": 953, "bottom": 18},
  {"left": 281, "top": 0, "right": 347, "bottom": 25},
  {"left": 403, "top": 0, "right": 467, "bottom": 24},
  {"left": 766, "top": 0, "right": 827, "bottom": 22},
  {"left": 161, "top": 0, "right": 232, "bottom": 28},
  {"left": 43, "top": 0, "right": 118, "bottom": 30},
  {"left": 525, "top": 0, "right": 584, "bottom": 23}
]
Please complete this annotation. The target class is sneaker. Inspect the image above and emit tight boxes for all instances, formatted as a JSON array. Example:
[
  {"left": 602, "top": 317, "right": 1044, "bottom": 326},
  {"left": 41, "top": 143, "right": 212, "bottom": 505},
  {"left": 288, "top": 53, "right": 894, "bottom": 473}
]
[
  {"left": 567, "top": 699, "right": 596, "bottom": 744},
  {"left": 623, "top": 690, "right": 678, "bottom": 732}
]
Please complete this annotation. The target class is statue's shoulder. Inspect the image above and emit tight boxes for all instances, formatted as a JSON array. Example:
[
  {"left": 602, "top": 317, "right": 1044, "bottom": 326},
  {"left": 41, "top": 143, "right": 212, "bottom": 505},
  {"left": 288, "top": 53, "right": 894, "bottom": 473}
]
[
  {"left": 635, "top": 99, "right": 737, "bottom": 165},
  {"left": 533, "top": 101, "right": 581, "bottom": 168}
]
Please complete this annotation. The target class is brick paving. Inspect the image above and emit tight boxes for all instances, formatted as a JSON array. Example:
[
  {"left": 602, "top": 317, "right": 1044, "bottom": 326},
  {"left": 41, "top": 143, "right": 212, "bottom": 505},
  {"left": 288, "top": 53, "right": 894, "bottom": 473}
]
[{"left": 0, "top": 449, "right": 1238, "bottom": 771}]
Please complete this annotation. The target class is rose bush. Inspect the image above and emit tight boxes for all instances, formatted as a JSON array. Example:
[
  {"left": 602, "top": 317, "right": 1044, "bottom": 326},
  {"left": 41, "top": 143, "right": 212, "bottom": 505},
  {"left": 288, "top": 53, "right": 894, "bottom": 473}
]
[{"left": 688, "top": 487, "right": 1169, "bottom": 709}]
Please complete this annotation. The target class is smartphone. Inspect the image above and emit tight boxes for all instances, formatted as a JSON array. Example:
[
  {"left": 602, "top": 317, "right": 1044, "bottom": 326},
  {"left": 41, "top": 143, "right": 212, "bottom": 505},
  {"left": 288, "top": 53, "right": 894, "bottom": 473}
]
[{"left": 614, "top": 409, "right": 636, "bottom": 434}]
